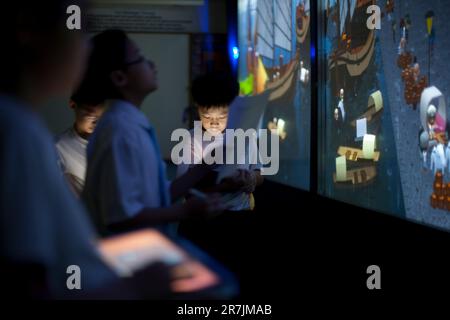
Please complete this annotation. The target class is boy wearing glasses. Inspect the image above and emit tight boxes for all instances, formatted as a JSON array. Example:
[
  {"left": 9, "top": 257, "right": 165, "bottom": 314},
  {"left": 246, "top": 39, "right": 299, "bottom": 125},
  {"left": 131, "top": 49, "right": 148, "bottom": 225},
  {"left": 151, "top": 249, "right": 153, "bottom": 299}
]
[
  {"left": 81, "top": 30, "right": 224, "bottom": 236},
  {"left": 56, "top": 92, "right": 105, "bottom": 196}
]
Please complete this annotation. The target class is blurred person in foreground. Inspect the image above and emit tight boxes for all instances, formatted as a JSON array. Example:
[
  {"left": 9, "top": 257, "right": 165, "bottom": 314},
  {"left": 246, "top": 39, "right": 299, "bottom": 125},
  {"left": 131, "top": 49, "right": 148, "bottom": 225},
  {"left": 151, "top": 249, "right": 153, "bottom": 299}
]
[{"left": 0, "top": 1, "right": 225, "bottom": 299}]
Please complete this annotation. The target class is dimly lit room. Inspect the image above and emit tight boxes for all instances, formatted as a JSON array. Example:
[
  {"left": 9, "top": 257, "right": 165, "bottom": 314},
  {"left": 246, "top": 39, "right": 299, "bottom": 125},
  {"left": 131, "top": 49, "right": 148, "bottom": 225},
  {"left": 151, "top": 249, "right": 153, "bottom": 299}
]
[{"left": 2, "top": 0, "right": 450, "bottom": 311}]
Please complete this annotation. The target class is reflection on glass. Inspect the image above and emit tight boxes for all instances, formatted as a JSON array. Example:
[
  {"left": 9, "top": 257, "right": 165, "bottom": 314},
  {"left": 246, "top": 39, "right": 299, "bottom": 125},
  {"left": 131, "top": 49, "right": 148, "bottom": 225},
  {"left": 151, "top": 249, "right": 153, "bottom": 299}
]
[
  {"left": 238, "top": 0, "right": 311, "bottom": 190},
  {"left": 319, "top": 0, "right": 450, "bottom": 232}
]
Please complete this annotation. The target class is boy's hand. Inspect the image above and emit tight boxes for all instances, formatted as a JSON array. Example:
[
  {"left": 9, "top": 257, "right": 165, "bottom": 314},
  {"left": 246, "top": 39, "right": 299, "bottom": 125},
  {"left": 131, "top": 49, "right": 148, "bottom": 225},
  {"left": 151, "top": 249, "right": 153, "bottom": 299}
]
[
  {"left": 236, "top": 169, "right": 257, "bottom": 193},
  {"left": 183, "top": 193, "right": 227, "bottom": 219},
  {"left": 219, "top": 176, "right": 245, "bottom": 192},
  {"left": 186, "top": 163, "right": 220, "bottom": 177},
  {"left": 219, "top": 169, "right": 257, "bottom": 193}
]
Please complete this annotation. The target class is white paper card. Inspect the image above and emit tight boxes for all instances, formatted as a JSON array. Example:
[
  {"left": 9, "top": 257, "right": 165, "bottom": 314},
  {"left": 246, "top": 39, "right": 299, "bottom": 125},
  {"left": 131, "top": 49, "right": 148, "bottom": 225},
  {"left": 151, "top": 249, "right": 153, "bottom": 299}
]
[
  {"left": 356, "top": 118, "right": 367, "bottom": 139},
  {"left": 336, "top": 155, "right": 347, "bottom": 182}
]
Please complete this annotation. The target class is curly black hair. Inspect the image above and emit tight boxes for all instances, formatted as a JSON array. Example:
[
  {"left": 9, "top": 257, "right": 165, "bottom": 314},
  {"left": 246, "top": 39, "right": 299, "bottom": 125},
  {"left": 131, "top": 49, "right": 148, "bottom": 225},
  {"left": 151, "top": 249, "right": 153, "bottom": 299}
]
[
  {"left": 191, "top": 72, "right": 239, "bottom": 109},
  {"left": 70, "top": 29, "right": 130, "bottom": 106}
]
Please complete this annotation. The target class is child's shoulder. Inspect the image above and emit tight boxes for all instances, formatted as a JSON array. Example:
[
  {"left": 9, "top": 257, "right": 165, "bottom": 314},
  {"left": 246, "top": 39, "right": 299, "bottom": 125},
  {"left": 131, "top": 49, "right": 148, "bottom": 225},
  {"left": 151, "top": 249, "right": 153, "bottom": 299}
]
[{"left": 0, "top": 97, "right": 51, "bottom": 148}]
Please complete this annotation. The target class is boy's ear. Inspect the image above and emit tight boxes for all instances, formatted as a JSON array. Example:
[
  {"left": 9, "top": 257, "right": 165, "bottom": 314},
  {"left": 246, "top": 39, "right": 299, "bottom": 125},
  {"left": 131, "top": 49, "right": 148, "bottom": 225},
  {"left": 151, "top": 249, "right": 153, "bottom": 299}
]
[
  {"left": 110, "top": 70, "right": 128, "bottom": 88},
  {"left": 69, "top": 100, "right": 76, "bottom": 110}
]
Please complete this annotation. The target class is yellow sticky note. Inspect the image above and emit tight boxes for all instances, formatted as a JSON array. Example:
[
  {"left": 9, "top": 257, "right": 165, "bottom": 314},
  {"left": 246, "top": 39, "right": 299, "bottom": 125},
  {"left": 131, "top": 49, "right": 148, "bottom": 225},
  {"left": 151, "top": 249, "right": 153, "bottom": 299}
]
[
  {"left": 363, "top": 134, "right": 376, "bottom": 159},
  {"left": 369, "top": 90, "right": 383, "bottom": 112},
  {"left": 336, "top": 155, "right": 347, "bottom": 182},
  {"left": 276, "top": 118, "right": 285, "bottom": 136}
]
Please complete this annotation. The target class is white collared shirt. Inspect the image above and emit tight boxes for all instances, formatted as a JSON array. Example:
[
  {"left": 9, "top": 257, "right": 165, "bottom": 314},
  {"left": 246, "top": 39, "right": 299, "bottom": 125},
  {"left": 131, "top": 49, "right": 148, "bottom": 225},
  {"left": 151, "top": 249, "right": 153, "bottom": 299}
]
[
  {"left": 56, "top": 127, "right": 88, "bottom": 195},
  {"left": 83, "top": 100, "right": 170, "bottom": 234}
]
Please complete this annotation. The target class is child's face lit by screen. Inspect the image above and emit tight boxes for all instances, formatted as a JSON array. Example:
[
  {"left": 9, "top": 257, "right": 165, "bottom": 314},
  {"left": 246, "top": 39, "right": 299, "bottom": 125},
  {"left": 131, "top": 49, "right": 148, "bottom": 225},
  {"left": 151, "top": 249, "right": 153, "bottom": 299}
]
[
  {"left": 73, "top": 103, "right": 105, "bottom": 137},
  {"left": 198, "top": 106, "right": 228, "bottom": 136}
]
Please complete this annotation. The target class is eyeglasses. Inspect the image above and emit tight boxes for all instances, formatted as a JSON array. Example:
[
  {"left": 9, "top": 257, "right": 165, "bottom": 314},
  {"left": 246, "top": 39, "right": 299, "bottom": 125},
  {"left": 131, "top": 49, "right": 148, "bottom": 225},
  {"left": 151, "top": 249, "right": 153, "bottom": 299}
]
[
  {"left": 123, "top": 56, "right": 155, "bottom": 69},
  {"left": 84, "top": 116, "right": 99, "bottom": 122}
]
